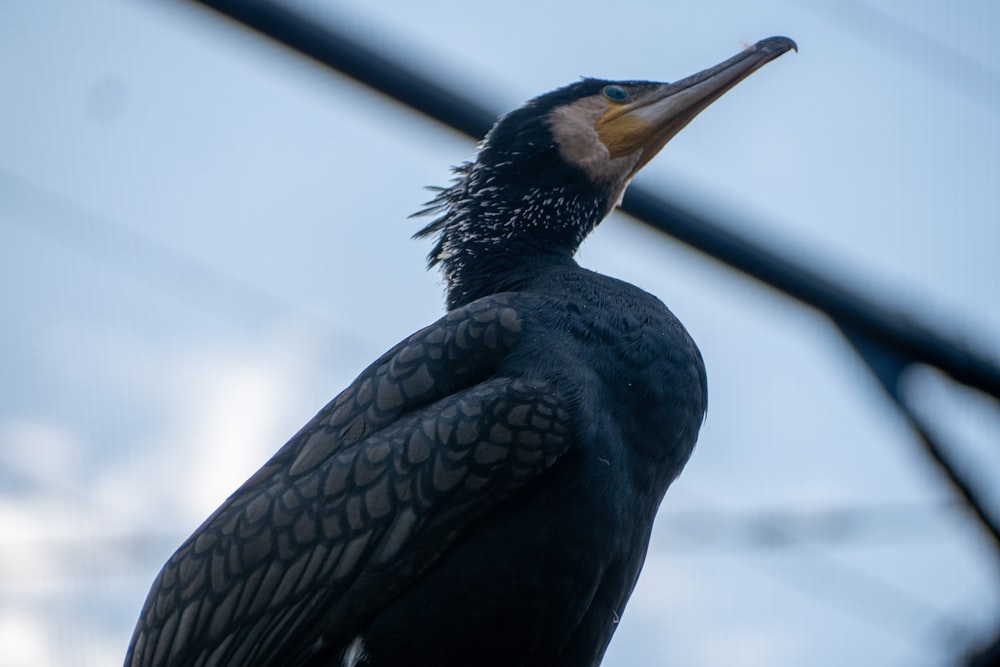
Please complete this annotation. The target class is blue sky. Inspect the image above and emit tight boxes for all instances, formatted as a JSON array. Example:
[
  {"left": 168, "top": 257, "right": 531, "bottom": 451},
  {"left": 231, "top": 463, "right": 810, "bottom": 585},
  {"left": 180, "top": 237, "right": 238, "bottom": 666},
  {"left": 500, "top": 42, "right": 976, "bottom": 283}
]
[{"left": 1, "top": 1, "right": 998, "bottom": 665}]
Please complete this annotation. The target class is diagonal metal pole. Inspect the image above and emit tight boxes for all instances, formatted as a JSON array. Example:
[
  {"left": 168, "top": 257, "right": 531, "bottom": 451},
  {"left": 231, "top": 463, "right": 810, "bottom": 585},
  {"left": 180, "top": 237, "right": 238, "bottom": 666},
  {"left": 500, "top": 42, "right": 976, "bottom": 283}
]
[
  {"left": 189, "top": 0, "right": 1000, "bottom": 403},
  {"left": 186, "top": 0, "right": 1000, "bottom": 553},
  {"left": 840, "top": 324, "right": 1000, "bottom": 550}
]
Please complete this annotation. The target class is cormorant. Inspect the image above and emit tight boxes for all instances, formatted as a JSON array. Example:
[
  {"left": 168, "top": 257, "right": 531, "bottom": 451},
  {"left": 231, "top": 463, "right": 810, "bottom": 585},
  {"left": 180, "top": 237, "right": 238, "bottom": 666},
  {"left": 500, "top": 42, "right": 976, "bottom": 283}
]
[{"left": 125, "top": 36, "right": 795, "bottom": 667}]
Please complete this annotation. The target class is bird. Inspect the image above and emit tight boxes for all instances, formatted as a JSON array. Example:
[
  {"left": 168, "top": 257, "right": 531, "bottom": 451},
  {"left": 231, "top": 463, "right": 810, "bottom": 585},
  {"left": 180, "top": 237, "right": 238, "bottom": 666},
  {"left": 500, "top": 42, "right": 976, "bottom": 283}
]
[{"left": 125, "top": 36, "right": 795, "bottom": 667}]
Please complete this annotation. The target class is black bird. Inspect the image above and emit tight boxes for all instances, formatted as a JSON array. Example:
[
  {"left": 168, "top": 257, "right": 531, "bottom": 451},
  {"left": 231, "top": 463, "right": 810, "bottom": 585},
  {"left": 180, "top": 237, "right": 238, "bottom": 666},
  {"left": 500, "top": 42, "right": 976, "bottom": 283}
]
[{"left": 125, "top": 36, "right": 795, "bottom": 667}]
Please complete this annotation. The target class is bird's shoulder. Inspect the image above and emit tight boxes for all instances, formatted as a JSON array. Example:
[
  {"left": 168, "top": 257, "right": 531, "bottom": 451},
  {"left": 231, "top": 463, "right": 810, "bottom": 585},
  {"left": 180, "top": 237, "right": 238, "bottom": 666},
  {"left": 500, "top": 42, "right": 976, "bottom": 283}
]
[
  {"left": 503, "top": 268, "right": 705, "bottom": 393},
  {"left": 499, "top": 269, "right": 708, "bottom": 472}
]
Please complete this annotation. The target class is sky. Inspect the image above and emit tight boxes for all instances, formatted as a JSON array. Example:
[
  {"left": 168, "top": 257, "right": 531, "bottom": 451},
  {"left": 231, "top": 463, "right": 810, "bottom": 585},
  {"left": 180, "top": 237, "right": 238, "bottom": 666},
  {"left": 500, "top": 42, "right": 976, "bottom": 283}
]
[{"left": 1, "top": 0, "right": 999, "bottom": 665}]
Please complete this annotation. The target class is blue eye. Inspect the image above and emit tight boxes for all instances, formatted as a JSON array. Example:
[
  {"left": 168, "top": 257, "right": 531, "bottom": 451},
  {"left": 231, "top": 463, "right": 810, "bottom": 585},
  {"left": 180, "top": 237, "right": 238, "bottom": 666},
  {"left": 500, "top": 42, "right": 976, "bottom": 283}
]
[{"left": 602, "top": 85, "right": 629, "bottom": 102}]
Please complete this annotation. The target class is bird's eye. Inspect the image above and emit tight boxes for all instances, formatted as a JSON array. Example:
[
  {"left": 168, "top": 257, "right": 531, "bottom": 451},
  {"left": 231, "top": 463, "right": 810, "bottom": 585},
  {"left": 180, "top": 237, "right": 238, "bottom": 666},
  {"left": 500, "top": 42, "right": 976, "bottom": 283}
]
[{"left": 602, "top": 85, "right": 629, "bottom": 102}]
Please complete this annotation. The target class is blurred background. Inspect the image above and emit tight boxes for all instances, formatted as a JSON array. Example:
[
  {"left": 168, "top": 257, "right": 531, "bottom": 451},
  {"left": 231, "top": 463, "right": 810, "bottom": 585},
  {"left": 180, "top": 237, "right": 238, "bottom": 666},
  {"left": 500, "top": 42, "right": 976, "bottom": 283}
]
[{"left": 1, "top": 0, "right": 998, "bottom": 665}]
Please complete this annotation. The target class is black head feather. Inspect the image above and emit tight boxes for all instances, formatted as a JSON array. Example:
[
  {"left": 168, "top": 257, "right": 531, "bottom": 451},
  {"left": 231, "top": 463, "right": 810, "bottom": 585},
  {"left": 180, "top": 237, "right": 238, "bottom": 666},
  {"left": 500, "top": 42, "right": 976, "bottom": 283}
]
[{"left": 413, "top": 79, "right": 631, "bottom": 308}]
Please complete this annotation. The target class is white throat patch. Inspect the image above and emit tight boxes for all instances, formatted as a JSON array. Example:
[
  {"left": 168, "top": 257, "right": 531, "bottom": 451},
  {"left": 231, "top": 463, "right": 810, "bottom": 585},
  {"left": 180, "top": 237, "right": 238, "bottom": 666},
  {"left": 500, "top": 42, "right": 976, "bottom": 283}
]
[{"left": 547, "top": 96, "right": 641, "bottom": 209}]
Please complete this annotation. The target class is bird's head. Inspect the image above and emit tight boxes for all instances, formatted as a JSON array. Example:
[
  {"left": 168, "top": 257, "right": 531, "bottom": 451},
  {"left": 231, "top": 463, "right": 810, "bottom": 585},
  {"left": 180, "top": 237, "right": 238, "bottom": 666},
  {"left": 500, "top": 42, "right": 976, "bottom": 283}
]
[{"left": 416, "top": 36, "right": 796, "bottom": 308}]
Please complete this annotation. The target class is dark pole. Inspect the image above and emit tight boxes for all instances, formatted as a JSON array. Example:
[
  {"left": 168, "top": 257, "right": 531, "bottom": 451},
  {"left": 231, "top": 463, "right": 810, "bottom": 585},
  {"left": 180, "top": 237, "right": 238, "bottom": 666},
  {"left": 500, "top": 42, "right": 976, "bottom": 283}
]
[
  {"left": 184, "top": 0, "right": 1000, "bottom": 660},
  {"left": 190, "top": 0, "right": 1000, "bottom": 403}
]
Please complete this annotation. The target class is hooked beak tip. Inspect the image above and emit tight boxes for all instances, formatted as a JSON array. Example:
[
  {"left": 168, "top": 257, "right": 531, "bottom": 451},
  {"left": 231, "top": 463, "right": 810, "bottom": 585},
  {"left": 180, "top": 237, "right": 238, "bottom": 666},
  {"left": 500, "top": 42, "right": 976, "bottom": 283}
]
[{"left": 756, "top": 35, "right": 798, "bottom": 55}]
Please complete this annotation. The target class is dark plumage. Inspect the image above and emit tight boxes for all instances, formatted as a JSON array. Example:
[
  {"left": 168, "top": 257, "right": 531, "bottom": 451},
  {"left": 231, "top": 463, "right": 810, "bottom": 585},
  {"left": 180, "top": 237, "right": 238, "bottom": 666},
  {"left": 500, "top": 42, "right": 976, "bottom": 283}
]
[{"left": 125, "top": 37, "right": 794, "bottom": 667}]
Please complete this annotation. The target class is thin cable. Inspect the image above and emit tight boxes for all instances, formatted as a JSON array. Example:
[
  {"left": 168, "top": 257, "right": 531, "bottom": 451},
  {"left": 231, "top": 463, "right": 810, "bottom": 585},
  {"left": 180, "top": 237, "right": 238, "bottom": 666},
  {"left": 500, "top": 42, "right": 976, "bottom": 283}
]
[
  {"left": 0, "top": 168, "right": 364, "bottom": 350},
  {"left": 661, "top": 501, "right": 962, "bottom": 548},
  {"left": 669, "top": 492, "right": 967, "bottom": 650}
]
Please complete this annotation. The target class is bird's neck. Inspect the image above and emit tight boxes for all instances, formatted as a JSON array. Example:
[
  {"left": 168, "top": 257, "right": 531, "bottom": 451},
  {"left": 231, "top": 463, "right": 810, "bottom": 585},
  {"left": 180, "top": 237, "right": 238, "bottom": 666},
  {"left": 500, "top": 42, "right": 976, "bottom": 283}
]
[
  {"left": 415, "top": 165, "right": 611, "bottom": 310},
  {"left": 441, "top": 243, "right": 579, "bottom": 310}
]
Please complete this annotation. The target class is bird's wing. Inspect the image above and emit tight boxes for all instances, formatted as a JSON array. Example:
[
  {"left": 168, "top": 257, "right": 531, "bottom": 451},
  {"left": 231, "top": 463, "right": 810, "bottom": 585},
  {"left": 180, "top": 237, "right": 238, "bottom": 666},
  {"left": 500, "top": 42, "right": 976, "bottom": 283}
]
[{"left": 125, "top": 294, "right": 575, "bottom": 667}]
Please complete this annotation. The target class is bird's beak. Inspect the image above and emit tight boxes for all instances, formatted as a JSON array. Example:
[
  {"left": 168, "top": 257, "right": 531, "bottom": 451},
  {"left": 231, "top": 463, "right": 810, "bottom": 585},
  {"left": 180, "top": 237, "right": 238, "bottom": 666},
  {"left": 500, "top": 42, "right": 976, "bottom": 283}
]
[{"left": 597, "top": 36, "right": 797, "bottom": 176}]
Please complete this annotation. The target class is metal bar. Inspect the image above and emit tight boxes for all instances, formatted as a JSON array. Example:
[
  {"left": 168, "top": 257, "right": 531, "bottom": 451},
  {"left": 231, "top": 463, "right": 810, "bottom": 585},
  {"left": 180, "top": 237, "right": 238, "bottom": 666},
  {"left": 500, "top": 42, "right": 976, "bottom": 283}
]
[
  {"left": 195, "top": 0, "right": 497, "bottom": 139},
  {"left": 623, "top": 190, "right": 1000, "bottom": 398},
  {"left": 184, "top": 3, "right": 1000, "bottom": 656},
  {"left": 190, "top": 0, "right": 1000, "bottom": 402},
  {"left": 840, "top": 324, "right": 1000, "bottom": 550}
]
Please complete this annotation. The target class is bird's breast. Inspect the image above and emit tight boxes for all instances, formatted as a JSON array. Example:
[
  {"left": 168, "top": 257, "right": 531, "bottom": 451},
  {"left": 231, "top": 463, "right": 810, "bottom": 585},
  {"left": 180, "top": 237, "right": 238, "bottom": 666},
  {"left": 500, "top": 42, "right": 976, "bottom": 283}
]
[{"left": 505, "top": 274, "right": 707, "bottom": 488}]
